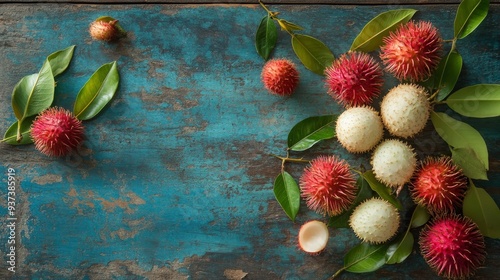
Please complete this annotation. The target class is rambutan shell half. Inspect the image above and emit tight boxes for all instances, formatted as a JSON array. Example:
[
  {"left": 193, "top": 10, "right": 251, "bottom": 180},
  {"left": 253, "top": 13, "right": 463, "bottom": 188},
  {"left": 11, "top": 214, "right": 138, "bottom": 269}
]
[{"left": 298, "top": 220, "right": 329, "bottom": 254}]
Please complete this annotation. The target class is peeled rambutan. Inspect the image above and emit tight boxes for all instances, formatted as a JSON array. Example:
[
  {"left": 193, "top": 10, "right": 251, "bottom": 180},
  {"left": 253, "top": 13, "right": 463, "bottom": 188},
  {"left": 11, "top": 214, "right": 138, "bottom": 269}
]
[
  {"left": 419, "top": 215, "right": 486, "bottom": 279},
  {"left": 325, "top": 51, "right": 383, "bottom": 107},
  {"left": 380, "top": 21, "right": 443, "bottom": 82},
  {"left": 31, "top": 107, "right": 84, "bottom": 157},
  {"left": 89, "top": 19, "right": 124, "bottom": 42},
  {"left": 261, "top": 59, "right": 299, "bottom": 96},
  {"left": 410, "top": 156, "right": 468, "bottom": 214},
  {"left": 336, "top": 106, "right": 384, "bottom": 153},
  {"left": 349, "top": 197, "right": 400, "bottom": 244},
  {"left": 298, "top": 220, "right": 329, "bottom": 255},
  {"left": 300, "top": 155, "right": 357, "bottom": 216}
]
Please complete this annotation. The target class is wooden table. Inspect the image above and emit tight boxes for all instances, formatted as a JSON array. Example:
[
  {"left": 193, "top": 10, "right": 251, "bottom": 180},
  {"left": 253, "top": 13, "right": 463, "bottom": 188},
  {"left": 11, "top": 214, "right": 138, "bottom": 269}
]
[{"left": 1, "top": 1, "right": 499, "bottom": 279}]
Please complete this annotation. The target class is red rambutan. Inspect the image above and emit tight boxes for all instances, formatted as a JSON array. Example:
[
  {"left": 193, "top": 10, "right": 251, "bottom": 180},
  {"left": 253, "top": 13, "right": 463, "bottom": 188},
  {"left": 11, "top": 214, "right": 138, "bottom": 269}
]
[
  {"left": 419, "top": 215, "right": 486, "bottom": 279},
  {"left": 380, "top": 21, "right": 443, "bottom": 82},
  {"left": 325, "top": 51, "right": 383, "bottom": 107},
  {"left": 261, "top": 59, "right": 299, "bottom": 96},
  {"left": 31, "top": 107, "right": 84, "bottom": 157},
  {"left": 300, "top": 155, "right": 357, "bottom": 216},
  {"left": 410, "top": 156, "right": 468, "bottom": 214},
  {"left": 89, "top": 19, "right": 122, "bottom": 42}
]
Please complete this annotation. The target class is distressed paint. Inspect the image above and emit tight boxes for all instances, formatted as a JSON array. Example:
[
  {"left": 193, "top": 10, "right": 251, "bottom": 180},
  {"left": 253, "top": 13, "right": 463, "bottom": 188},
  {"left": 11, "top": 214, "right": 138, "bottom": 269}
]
[{"left": 0, "top": 3, "right": 499, "bottom": 279}]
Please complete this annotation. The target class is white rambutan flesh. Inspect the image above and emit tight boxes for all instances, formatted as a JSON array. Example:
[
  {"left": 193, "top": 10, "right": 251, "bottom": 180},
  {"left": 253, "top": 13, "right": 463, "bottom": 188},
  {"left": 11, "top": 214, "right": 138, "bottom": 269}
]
[
  {"left": 336, "top": 106, "right": 384, "bottom": 153},
  {"left": 349, "top": 197, "right": 400, "bottom": 244},
  {"left": 298, "top": 220, "right": 329, "bottom": 254}
]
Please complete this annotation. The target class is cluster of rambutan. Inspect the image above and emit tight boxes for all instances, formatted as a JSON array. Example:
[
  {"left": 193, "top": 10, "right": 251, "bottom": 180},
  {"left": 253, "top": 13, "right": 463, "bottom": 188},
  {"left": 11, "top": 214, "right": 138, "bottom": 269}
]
[{"left": 265, "top": 20, "right": 487, "bottom": 279}]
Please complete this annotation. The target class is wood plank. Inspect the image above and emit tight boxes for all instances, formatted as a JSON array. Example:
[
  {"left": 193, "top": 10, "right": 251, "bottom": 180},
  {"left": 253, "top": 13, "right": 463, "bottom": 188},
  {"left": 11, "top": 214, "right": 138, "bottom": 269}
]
[{"left": 0, "top": 3, "right": 499, "bottom": 279}]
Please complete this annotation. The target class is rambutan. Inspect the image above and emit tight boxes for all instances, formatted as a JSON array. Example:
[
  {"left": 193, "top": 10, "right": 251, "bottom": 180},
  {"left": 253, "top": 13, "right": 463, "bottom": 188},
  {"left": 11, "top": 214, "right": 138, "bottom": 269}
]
[
  {"left": 410, "top": 156, "right": 468, "bottom": 214},
  {"left": 380, "top": 21, "right": 443, "bottom": 82},
  {"left": 298, "top": 220, "right": 329, "bottom": 254},
  {"left": 380, "top": 84, "right": 430, "bottom": 138},
  {"left": 31, "top": 107, "right": 84, "bottom": 157},
  {"left": 261, "top": 59, "right": 299, "bottom": 96},
  {"left": 371, "top": 139, "right": 416, "bottom": 193},
  {"left": 89, "top": 19, "right": 124, "bottom": 42},
  {"left": 335, "top": 106, "right": 384, "bottom": 153},
  {"left": 325, "top": 51, "right": 383, "bottom": 107},
  {"left": 349, "top": 197, "right": 400, "bottom": 244},
  {"left": 300, "top": 155, "right": 357, "bottom": 216},
  {"left": 419, "top": 215, "right": 486, "bottom": 279}
]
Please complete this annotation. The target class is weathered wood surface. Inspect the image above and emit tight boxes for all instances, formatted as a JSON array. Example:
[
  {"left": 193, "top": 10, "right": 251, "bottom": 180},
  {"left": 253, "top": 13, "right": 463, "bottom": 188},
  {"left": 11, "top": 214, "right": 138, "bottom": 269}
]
[
  {"left": 3, "top": 0, "right": 500, "bottom": 4},
  {"left": 0, "top": 3, "right": 499, "bottom": 280}
]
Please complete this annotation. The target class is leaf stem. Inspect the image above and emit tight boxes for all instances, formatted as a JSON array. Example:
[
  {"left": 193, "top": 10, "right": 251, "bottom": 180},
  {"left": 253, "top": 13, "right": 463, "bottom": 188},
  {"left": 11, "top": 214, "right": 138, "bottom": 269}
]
[
  {"left": 270, "top": 151, "right": 310, "bottom": 172},
  {"left": 329, "top": 267, "right": 346, "bottom": 279},
  {"left": 16, "top": 120, "right": 23, "bottom": 142}
]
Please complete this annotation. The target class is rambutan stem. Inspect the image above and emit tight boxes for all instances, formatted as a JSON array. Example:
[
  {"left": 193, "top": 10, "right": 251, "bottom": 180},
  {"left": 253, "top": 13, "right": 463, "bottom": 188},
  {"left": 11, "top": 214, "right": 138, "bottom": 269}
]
[
  {"left": 270, "top": 152, "right": 310, "bottom": 172},
  {"left": 330, "top": 267, "right": 346, "bottom": 279}
]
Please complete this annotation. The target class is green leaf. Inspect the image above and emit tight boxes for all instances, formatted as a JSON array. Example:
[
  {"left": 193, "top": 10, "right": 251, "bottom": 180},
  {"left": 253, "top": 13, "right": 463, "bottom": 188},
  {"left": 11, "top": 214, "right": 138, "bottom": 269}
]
[
  {"left": 273, "top": 171, "right": 300, "bottom": 222},
  {"left": 360, "top": 171, "right": 402, "bottom": 210},
  {"left": 291, "top": 34, "right": 335, "bottom": 75},
  {"left": 73, "top": 61, "right": 120, "bottom": 120},
  {"left": 255, "top": 15, "right": 277, "bottom": 60},
  {"left": 350, "top": 9, "right": 417, "bottom": 52},
  {"left": 287, "top": 115, "right": 337, "bottom": 151},
  {"left": 451, "top": 146, "right": 488, "bottom": 180},
  {"left": 434, "top": 50, "right": 463, "bottom": 101},
  {"left": 277, "top": 19, "right": 304, "bottom": 31},
  {"left": 2, "top": 116, "right": 36, "bottom": 145},
  {"left": 430, "top": 111, "right": 489, "bottom": 171},
  {"left": 445, "top": 84, "right": 500, "bottom": 117},
  {"left": 12, "top": 62, "right": 54, "bottom": 122},
  {"left": 344, "top": 242, "right": 389, "bottom": 273},
  {"left": 454, "top": 0, "right": 489, "bottom": 39},
  {"left": 47, "top": 45, "right": 75, "bottom": 77},
  {"left": 386, "top": 232, "right": 414, "bottom": 264},
  {"left": 410, "top": 205, "right": 430, "bottom": 228},
  {"left": 329, "top": 177, "right": 373, "bottom": 228},
  {"left": 463, "top": 181, "right": 500, "bottom": 238}
]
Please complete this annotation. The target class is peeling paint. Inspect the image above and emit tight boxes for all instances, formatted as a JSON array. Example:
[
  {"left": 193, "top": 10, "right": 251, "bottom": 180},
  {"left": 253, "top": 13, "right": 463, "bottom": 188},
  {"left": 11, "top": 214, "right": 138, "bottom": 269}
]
[{"left": 31, "top": 174, "right": 62, "bottom": 185}]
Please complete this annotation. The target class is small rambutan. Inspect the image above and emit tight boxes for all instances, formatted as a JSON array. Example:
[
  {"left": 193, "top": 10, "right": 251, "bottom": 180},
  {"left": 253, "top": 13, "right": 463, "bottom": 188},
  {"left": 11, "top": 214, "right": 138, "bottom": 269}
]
[
  {"left": 419, "top": 215, "right": 486, "bottom": 279},
  {"left": 380, "top": 21, "right": 443, "bottom": 82},
  {"left": 31, "top": 107, "right": 84, "bottom": 157},
  {"left": 300, "top": 155, "right": 357, "bottom": 216},
  {"left": 335, "top": 106, "right": 384, "bottom": 153},
  {"left": 325, "top": 51, "right": 383, "bottom": 107},
  {"left": 89, "top": 19, "right": 125, "bottom": 42},
  {"left": 410, "top": 156, "right": 468, "bottom": 214},
  {"left": 349, "top": 197, "right": 400, "bottom": 244},
  {"left": 261, "top": 59, "right": 299, "bottom": 96},
  {"left": 380, "top": 83, "right": 430, "bottom": 138},
  {"left": 298, "top": 220, "right": 329, "bottom": 255},
  {"left": 371, "top": 139, "right": 416, "bottom": 193}
]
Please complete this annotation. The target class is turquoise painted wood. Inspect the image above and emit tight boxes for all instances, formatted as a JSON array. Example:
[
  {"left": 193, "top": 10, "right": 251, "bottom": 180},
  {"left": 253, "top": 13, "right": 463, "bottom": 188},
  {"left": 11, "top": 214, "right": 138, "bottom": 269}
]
[{"left": 0, "top": 3, "right": 499, "bottom": 279}]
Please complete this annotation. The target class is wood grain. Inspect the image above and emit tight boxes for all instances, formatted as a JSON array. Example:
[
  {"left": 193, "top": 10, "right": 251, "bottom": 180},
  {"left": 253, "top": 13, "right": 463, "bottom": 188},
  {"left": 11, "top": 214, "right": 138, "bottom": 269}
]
[{"left": 0, "top": 3, "right": 499, "bottom": 280}]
